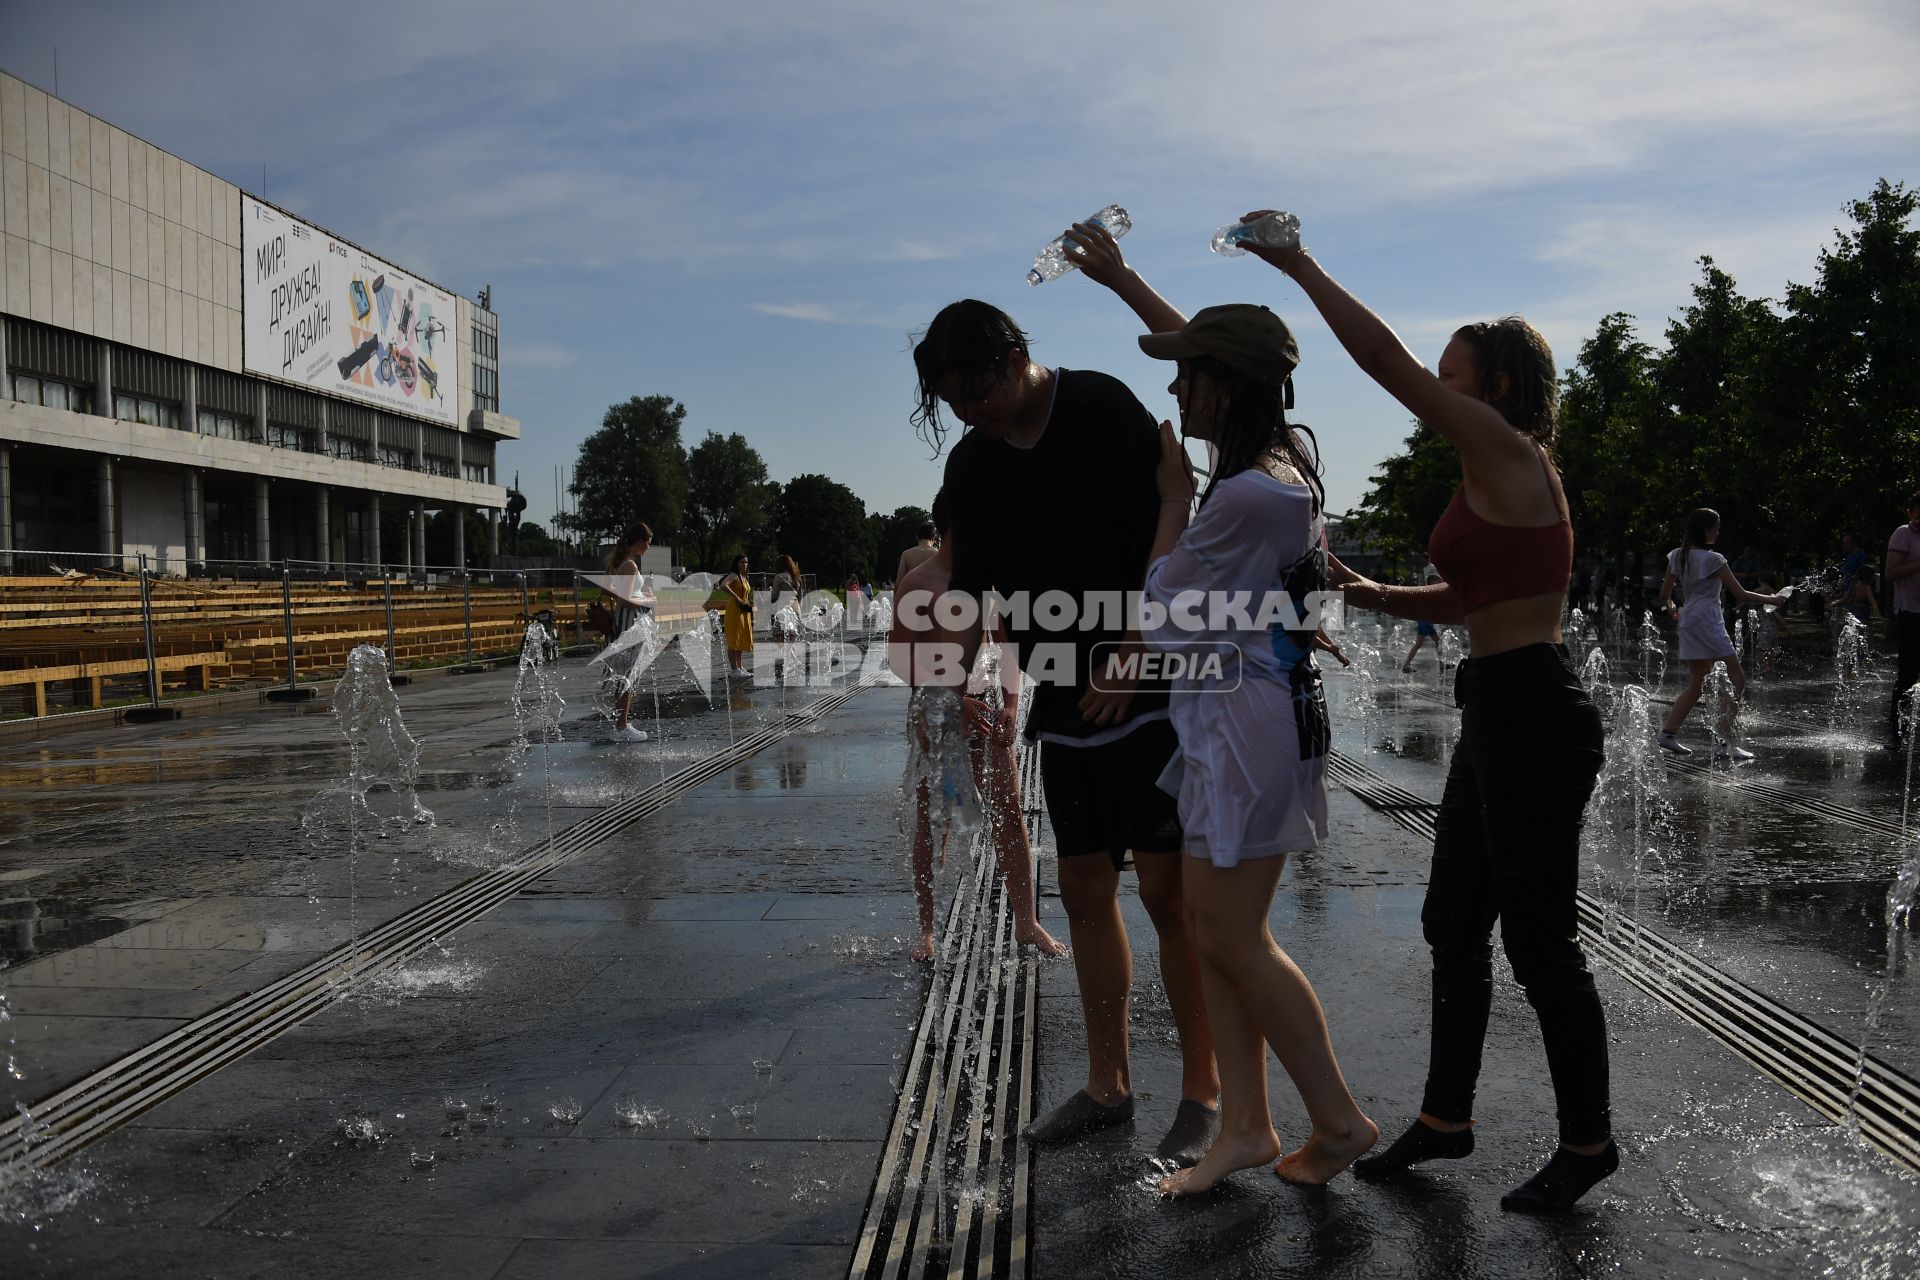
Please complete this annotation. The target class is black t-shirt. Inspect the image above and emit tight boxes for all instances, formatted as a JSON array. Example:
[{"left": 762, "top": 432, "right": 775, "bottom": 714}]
[{"left": 942, "top": 367, "right": 1171, "bottom": 742}]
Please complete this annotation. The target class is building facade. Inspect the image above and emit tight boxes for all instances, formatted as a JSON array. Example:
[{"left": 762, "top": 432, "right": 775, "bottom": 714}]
[{"left": 0, "top": 70, "right": 517, "bottom": 575}]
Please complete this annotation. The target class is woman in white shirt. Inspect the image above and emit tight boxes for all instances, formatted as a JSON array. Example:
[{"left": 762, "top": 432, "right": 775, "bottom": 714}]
[
  {"left": 1067, "top": 219, "right": 1375, "bottom": 1193},
  {"left": 1656, "top": 508, "right": 1788, "bottom": 760}
]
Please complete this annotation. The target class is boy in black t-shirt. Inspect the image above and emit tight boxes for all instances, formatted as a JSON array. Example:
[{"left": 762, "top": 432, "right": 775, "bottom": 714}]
[{"left": 910, "top": 299, "right": 1222, "bottom": 1166}]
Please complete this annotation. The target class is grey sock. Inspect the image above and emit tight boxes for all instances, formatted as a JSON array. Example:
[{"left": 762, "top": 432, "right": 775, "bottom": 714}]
[
  {"left": 1154, "top": 1098, "right": 1222, "bottom": 1168},
  {"left": 1022, "top": 1090, "right": 1135, "bottom": 1144}
]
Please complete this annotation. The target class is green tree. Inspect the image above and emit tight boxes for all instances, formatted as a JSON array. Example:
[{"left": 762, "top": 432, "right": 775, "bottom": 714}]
[
  {"left": 1776, "top": 179, "right": 1920, "bottom": 555},
  {"left": 1650, "top": 258, "right": 1784, "bottom": 552},
  {"left": 511, "top": 521, "right": 557, "bottom": 558},
  {"left": 775, "top": 474, "right": 874, "bottom": 584},
  {"left": 425, "top": 507, "right": 494, "bottom": 569},
  {"left": 1558, "top": 313, "right": 1662, "bottom": 557},
  {"left": 561, "top": 395, "right": 689, "bottom": 544},
  {"left": 1346, "top": 422, "right": 1457, "bottom": 571},
  {"left": 870, "top": 504, "right": 933, "bottom": 583},
  {"left": 683, "top": 431, "right": 772, "bottom": 572}
]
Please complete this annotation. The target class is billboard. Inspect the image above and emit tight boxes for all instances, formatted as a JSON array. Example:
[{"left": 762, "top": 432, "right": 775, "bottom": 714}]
[{"left": 241, "top": 195, "right": 460, "bottom": 427}]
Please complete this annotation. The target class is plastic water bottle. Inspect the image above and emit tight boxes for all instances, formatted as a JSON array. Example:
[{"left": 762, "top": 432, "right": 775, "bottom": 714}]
[
  {"left": 1212, "top": 211, "right": 1301, "bottom": 257},
  {"left": 1027, "top": 204, "right": 1131, "bottom": 285}
]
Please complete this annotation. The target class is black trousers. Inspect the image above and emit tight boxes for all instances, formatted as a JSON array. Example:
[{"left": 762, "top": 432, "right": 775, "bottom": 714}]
[
  {"left": 1891, "top": 613, "right": 1920, "bottom": 741},
  {"left": 1419, "top": 643, "right": 1612, "bottom": 1146}
]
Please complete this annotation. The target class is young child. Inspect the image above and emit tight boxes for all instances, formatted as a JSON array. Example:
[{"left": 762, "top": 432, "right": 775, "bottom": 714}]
[{"left": 888, "top": 493, "right": 1066, "bottom": 962}]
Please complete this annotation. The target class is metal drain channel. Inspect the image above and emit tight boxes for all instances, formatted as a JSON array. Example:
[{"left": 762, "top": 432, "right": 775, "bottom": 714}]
[
  {"left": 850, "top": 741, "right": 1043, "bottom": 1280},
  {"left": 1325, "top": 750, "right": 1920, "bottom": 1173},
  {"left": 0, "top": 678, "right": 877, "bottom": 1174}
]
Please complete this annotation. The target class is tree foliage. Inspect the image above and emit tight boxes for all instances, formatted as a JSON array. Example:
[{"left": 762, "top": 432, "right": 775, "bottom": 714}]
[
  {"left": 870, "top": 505, "right": 933, "bottom": 583},
  {"left": 1350, "top": 180, "right": 1919, "bottom": 573},
  {"left": 683, "top": 432, "right": 772, "bottom": 572},
  {"left": 774, "top": 474, "right": 874, "bottom": 584},
  {"left": 561, "top": 395, "right": 689, "bottom": 544}
]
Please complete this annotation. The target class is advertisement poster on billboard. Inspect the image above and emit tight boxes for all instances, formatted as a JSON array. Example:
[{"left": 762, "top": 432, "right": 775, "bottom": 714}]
[{"left": 240, "top": 195, "right": 460, "bottom": 427}]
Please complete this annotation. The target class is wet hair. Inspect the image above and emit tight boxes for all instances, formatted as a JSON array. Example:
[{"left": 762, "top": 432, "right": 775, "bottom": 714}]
[
  {"left": 916, "top": 520, "right": 937, "bottom": 542},
  {"left": 604, "top": 521, "right": 653, "bottom": 572},
  {"left": 1184, "top": 354, "right": 1325, "bottom": 516},
  {"left": 1450, "top": 317, "right": 1559, "bottom": 450},
  {"left": 930, "top": 488, "right": 951, "bottom": 538},
  {"left": 910, "top": 300, "right": 1031, "bottom": 452},
  {"left": 1681, "top": 508, "right": 1720, "bottom": 559}
]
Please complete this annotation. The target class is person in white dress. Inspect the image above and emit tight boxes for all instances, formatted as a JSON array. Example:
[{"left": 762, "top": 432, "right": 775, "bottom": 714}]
[
  {"left": 1656, "top": 507, "right": 1789, "bottom": 760},
  {"left": 1067, "top": 220, "right": 1376, "bottom": 1193}
]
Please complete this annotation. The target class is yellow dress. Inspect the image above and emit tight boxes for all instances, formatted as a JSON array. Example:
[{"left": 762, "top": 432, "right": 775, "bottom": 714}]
[{"left": 722, "top": 574, "right": 755, "bottom": 652}]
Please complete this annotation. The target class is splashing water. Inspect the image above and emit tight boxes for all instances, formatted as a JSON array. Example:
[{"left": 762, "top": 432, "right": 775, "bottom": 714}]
[
  {"left": 1638, "top": 609, "right": 1668, "bottom": 692},
  {"left": 548, "top": 1097, "right": 583, "bottom": 1124},
  {"left": 336, "top": 1116, "right": 384, "bottom": 1143},
  {"left": 1847, "top": 837, "right": 1920, "bottom": 1144},
  {"left": 614, "top": 1097, "right": 667, "bottom": 1129},
  {"left": 300, "top": 645, "right": 434, "bottom": 982}
]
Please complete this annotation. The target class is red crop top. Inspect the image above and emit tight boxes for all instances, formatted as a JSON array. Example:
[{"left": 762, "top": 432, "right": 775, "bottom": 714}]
[{"left": 1427, "top": 456, "right": 1573, "bottom": 615}]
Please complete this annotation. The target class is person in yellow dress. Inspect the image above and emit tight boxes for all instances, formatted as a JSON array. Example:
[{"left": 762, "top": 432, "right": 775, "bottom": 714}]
[{"left": 720, "top": 554, "right": 755, "bottom": 678}]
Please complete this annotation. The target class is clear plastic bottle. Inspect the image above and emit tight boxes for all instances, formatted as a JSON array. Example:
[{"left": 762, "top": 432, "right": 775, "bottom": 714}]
[
  {"left": 1027, "top": 204, "right": 1131, "bottom": 285},
  {"left": 1211, "top": 211, "right": 1301, "bottom": 257}
]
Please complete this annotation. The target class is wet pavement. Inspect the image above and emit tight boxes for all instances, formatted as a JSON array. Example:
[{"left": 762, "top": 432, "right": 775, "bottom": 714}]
[{"left": 0, "top": 627, "right": 1916, "bottom": 1277}]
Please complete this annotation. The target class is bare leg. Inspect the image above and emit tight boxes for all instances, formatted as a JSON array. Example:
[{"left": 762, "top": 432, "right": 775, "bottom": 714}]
[
  {"left": 1718, "top": 653, "right": 1748, "bottom": 740},
  {"left": 1160, "top": 861, "right": 1278, "bottom": 1195},
  {"left": 1662, "top": 660, "right": 1712, "bottom": 734},
  {"left": 972, "top": 727, "right": 1066, "bottom": 956},
  {"left": 1186, "top": 858, "right": 1375, "bottom": 1185},
  {"left": 1056, "top": 855, "right": 1132, "bottom": 1103},
  {"left": 1134, "top": 851, "right": 1220, "bottom": 1106}
]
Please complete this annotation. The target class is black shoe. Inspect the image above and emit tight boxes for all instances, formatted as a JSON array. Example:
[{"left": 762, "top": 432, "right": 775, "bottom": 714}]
[
  {"left": 1022, "top": 1090, "right": 1134, "bottom": 1144},
  {"left": 1153, "top": 1099, "right": 1221, "bottom": 1169},
  {"left": 1353, "top": 1118, "right": 1474, "bottom": 1178},
  {"left": 1500, "top": 1141, "right": 1620, "bottom": 1213}
]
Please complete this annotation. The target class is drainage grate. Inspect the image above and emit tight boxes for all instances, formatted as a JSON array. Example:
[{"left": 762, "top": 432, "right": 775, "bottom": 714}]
[
  {"left": 0, "top": 678, "right": 877, "bottom": 1174},
  {"left": 850, "top": 742, "right": 1043, "bottom": 1280},
  {"left": 1326, "top": 750, "right": 1920, "bottom": 1173}
]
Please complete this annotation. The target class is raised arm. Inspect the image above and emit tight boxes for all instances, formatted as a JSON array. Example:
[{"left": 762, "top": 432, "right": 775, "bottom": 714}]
[
  {"left": 1063, "top": 222, "right": 1188, "bottom": 335},
  {"left": 1236, "top": 221, "right": 1536, "bottom": 477}
]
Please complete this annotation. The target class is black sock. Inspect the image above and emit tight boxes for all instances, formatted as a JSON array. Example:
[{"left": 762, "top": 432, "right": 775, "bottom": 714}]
[
  {"left": 1353, "top": 1118, "right": 1474, "bottom": 1178},
  {"left": 1500, "top": 1142, "right": 1619, "bottom": 1213},
  {"left": 1022, "top": 1090, "right": 1135, "bottom": 1144}
]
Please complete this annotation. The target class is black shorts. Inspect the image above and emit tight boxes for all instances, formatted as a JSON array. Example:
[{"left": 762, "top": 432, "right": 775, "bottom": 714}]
[{"left": 1039, "top": 717, "right": 1183, "bottom": 864}]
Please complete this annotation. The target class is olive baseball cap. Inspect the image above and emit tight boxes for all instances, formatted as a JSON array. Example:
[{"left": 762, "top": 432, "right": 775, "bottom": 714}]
[{"left": 1138, "top": 303, "right": 1300, "bottom": 406}]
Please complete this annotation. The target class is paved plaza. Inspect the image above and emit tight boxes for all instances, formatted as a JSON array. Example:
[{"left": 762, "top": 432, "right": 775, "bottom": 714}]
[{"left": 0, "top": 647, "right": 1916, "bottom": 1277}]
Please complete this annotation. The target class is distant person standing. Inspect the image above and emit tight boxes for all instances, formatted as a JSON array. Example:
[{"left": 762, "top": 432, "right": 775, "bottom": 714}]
[
  {"left": 1885, "top": 494, "right": 1920, "bottom": 750},
  {"left": 845, "top": 575, "right": 865, "bottom": 629},
  {"left": 897, "top": 519, "right": 940, "bottom": 583},
  {"left": 602, "top": 523, "right": 655, "bottom": 741},
  {"left": 720, "top": 555, "right": 755, "bottom": 678},
  {"left": 1840, "top": 533, "right": 1868, "bottom": 584}
]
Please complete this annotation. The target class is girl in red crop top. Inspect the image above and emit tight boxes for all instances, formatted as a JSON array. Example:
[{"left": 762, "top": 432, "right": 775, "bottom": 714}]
[{"left": 1227, "top": 215, "right": 1617, "bottom": 1214}]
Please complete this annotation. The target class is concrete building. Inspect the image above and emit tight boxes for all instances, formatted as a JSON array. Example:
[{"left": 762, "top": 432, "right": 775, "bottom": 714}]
[{"left": 0, "top": 70, "right": 516, "bottom": 576}]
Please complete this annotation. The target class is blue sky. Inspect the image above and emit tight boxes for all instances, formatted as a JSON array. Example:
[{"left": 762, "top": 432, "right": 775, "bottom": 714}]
[{"left": 5, "top": 1, "right": 1917, "bottom": 542}]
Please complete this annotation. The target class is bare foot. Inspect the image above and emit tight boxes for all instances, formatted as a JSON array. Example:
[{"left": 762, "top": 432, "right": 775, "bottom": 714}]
[
  {"left": 909, "top": 930, "right": 935, "bottom": 962},
  {"left": 1274, "top": 1115, "right": 1380, "bottom": 1186},
  {"left": 1015, "top": 920, "right": 1068, "bottom": 957},
  {"left": 1157, "top": 1127, "right": 1282, "bottom": 1196}
]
